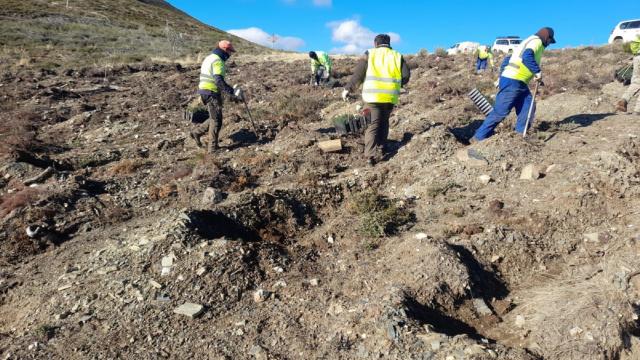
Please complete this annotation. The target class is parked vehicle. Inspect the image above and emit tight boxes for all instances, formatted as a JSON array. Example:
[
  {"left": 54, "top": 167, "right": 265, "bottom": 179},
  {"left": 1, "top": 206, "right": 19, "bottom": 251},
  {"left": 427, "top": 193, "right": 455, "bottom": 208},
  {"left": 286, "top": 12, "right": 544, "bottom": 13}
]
[
  {"left": 609, "top": 19, "right": 640, "bottom": 44},
  {"left": 446, "top": 41, "right": 479, "bottom": 55},
  {"left": 492, "top": 36, "right": 522, "bottom": 53}
]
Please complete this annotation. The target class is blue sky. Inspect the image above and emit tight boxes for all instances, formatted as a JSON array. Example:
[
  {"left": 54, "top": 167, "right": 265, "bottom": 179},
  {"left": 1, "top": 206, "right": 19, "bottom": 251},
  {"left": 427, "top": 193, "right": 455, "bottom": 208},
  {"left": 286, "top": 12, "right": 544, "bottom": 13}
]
[{"left": 167, "top": 0, "right": 640, "bottom": 54}]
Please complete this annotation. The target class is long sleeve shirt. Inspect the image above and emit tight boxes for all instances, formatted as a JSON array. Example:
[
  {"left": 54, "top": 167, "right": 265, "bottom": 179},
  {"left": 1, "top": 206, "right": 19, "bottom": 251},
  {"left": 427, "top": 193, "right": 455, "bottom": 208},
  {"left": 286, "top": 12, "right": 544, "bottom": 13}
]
[{"left": 521, "top": 49, "right": 541, "bottom": 75}]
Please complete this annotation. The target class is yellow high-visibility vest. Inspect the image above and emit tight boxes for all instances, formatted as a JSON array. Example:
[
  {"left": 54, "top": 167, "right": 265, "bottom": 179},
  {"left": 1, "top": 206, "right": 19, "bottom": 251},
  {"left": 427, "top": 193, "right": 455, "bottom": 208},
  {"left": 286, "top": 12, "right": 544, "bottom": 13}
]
[
  {"left": 311, "top": 51, "right": 332, "bottom": 73},
  {"left": 199, "top": 53, "right": 225, "bottom": 92},
  {"left": 478, "top": 46, "right": 491, "bottom": 60},
  {"left": 631, "top": 36, "right": 640, "bottom": 56},
  {"left": 362, "top": 47, "right": 403, "bottom": 104},
  {"left": 502, "top": 35, "right": 544, "bottom": 84}
]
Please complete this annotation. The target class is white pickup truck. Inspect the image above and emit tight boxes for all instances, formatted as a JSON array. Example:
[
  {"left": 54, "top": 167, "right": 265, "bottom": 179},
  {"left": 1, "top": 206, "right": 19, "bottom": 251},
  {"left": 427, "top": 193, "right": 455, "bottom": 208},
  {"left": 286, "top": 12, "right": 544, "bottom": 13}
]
[
  {"left": 609, "top": 19, "right": 640, "bottom": 44},
  {"left": 446, "top": 42, "right": 480, "bottom": 55},
  {"left": 492, "top": 36, "right": 522, "bottom": 53}
]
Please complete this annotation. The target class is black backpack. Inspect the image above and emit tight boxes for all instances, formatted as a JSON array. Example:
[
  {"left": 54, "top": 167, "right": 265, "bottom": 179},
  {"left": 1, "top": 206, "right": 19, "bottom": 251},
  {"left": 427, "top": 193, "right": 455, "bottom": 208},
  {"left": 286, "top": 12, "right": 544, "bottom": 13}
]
[{"left": 183, "top": 98, "right": 209, "bottom": 124}]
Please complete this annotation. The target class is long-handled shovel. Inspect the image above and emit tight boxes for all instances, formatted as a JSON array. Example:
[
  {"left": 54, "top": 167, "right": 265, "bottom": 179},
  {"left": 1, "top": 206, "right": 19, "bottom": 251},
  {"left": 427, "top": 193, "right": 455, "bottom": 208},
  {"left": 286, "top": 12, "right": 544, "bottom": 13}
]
[
  {"left": 240, "top": 95, "right": 260, "bottom": 139},
  {"left": 523, "top": 81, "right": 540, "bottom": 139}
]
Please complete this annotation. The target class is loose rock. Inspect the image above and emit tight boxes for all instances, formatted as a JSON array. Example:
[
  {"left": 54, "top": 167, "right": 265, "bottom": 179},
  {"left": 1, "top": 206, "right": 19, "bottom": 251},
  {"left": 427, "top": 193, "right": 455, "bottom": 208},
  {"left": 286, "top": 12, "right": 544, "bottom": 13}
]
[
  {"left": 456, "top": 148, "right": 489, "bottom": 167},
  {"left": 520, "top": 164, "right": 541, "bottom": 180},
  {"left": 173, "top": 303, "right": 204, "bottom": 319},
  {"left": 202, "top": 187, "right": 224, "bottom": 205},
  {"left": 472, "top": 298, "right": 493, "bottom": 316},
  {"left": 478, "top": 175, "right": 492, "bottom": 185},
  {"left": 253, "top": 289, "right": 270, "bottom": 303}
]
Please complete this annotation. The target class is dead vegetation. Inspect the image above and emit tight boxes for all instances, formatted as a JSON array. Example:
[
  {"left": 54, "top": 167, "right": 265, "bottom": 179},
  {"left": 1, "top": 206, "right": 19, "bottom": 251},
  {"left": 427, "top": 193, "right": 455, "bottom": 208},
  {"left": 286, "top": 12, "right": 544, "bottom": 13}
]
[
  {"left": 0, "top": 0, "right": 271, "bottom": 69},
  {"left": 107, "top": 159, "right": 145, "bottom": 175},
  {"left": 0, "top": 39, "right": 639, "bottom": 360},
  {"left": 0, "top": 187, "right": 41, "bottom": 217},
  {"left": 0, "top": 111, "right": 39, "bottom": 159}
]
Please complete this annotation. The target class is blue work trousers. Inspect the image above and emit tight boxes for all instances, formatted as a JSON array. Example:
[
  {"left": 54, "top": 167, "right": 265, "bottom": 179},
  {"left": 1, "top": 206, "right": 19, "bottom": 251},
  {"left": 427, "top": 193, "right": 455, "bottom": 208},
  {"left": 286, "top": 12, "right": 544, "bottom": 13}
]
[
  {"left": 473, "top": 77, "right": 535, "bottom": 141},
  {"left": 476, "top": 58, "right": 488, "bottom": 71}
]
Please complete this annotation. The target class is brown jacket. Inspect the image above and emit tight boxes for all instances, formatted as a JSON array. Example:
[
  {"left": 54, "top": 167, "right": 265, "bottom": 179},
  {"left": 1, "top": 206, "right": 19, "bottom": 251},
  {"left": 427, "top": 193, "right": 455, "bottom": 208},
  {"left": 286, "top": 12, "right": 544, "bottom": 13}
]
[{"left": 345, "top": 46, "right": 411, "bottom": 93}]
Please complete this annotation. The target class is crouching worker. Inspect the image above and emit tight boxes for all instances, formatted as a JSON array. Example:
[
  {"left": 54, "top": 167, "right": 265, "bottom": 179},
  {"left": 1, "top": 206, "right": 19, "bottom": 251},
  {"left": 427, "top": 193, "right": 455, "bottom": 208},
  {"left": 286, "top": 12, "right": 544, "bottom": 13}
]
[
  {"left": 341, "top": 34, "right": 411, "bottom": 166},
  {"left": 616, "top": 35, "right": 640, "bottom": 115},
  {"left": 475, "top": 45, "right": 494, "bottom": 74},
  {"left": 191, "top": 40, "right": 243, "bottom": 153},
  {"left": 471, "top": 27, "right": 556, "bottom": 142},
  {"left": 309, "top": 51, "right": 333, "bottom": 86}
]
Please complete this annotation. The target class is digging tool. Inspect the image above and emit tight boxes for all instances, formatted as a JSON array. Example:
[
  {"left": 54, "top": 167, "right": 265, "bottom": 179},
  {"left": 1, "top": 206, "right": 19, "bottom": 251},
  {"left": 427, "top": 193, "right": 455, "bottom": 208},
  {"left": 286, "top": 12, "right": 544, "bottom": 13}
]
[
  {"left": 523, "top": 81, "right": 540, "bottom": 139},
  {"left": 233, "top": 85, "right": 259, "bottom": 138},
  {"left": 240, "top": 95, "right": 260, "bottom": 138}
]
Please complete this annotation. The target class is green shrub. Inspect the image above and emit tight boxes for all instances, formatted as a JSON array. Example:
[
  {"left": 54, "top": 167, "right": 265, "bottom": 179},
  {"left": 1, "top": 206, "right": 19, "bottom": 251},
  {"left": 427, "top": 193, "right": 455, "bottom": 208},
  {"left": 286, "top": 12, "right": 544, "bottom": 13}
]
[{"left": 350, "top": 191, "right": 414, "bottom": 238}]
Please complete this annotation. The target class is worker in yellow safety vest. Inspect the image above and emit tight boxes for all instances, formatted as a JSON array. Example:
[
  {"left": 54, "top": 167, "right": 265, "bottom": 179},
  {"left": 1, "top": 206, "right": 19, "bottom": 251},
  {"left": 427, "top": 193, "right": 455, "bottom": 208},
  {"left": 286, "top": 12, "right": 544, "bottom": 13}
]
[
  {"left": 191, "top": 40, "right": 244, "bottom": 154},
  {"left": 309, "top": 51, "right": 333, "bottom": 86},
  {"left": 341, "top": 34, "right": 411, "bottom": 166},
  {"left": 616, "top": 35, "right": 640, "bottom": 115},
  {"left": 475, "top": 45, "right": 494, "bottom": 74},
  {"left": 471, "top": 27, "right": 556, "bottom": 142}
]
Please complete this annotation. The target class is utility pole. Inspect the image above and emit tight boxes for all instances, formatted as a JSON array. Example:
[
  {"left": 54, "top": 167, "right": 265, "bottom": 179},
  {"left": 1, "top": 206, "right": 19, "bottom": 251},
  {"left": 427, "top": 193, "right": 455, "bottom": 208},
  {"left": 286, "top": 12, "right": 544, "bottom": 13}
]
[{"left": 269, "top": 34, "right": 278, "bottom": 49}]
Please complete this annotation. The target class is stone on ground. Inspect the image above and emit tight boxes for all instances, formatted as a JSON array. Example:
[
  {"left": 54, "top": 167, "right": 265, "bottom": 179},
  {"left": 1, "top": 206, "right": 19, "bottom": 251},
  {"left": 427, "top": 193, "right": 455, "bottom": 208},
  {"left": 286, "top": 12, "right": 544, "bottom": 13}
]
[{"left": 173, "top": 303, "right": 204, "bottom": 319}]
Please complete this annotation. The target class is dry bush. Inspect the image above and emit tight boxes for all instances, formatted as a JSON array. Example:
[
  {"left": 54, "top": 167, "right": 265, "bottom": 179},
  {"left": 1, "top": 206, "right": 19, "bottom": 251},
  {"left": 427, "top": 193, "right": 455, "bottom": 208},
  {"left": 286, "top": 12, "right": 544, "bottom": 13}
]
[
  {"left": 542, "top": 46, "right": 628, "bottom": 95},
  {"left": 228, "top": 175, "right": 251, "bottom": 193},
  {"left": 0, "top": 111, "right": 39, "bottom": 158},
  {"left": 501, "top": 246, "right": 639, "bottom": 359},
  {"left": 147, "top": 183, "right": 177, "bottom": 201},
  {"left": 108, "top": 159, "right": 143, "bottom": 176},
  {"left": 101, "top": 206, "right": 132, "bottom": 224},
  {"left": 163, "top": 165, "right": 193, "bottom": 182},
  {"left": 274, "top": 92, "right": 326, "bottom": 123},
  {"left": 0, "top": 187, "right": 41, "bottom": 217}
]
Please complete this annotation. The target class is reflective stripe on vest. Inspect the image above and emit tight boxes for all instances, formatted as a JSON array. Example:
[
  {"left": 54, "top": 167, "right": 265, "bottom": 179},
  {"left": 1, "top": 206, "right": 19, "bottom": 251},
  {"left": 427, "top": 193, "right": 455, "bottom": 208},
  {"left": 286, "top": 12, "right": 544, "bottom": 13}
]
[
  {"left": 502, "top": 35, "right": 544, "bottom": 84},
  {"left": 199, "top": 53, "right": 225, "bottom": 92},
  {"left": 362, "top": 47, "right": 403, "bottom": 104}
]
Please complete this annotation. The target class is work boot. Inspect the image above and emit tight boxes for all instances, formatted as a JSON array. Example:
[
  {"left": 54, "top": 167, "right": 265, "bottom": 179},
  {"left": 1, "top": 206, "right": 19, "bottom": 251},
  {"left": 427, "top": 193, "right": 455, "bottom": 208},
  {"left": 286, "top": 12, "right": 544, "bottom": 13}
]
[
  {"left": 616, "top": 99, "right": 628, "bottom": 113},
  {"left": 468, "top": 137, "right": 479, "bottom": 145},
  {"left": 207, "top": 138, "right": 220, "bottom": 154},
  {"left": 190, "top": 131, "right": 203, "bottom": 148}
]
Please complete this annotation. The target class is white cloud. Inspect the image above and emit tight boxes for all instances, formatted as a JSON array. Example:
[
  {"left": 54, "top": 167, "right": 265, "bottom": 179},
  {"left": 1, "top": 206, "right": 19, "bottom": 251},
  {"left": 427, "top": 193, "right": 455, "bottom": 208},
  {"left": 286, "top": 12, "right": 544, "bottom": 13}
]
[
  {"left": 327, "top": 19, "right": 400, "bottom": 54},
  {"left": 227, "top": 27, "right": 305, "bottom": 51}
]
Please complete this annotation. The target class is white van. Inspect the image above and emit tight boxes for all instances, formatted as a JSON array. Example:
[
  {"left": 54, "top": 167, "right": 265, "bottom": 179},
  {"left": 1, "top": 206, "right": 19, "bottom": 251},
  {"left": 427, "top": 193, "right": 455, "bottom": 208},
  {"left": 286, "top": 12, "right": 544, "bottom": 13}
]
[
  {"left": 609, "top": 19, "right": 640, "bottom": 44},
  {"left": 492, "top": 37, "right": 521, "bottom": 53},
  {"left": 446, "top": 42, "right": 479, "bottom": 55}
]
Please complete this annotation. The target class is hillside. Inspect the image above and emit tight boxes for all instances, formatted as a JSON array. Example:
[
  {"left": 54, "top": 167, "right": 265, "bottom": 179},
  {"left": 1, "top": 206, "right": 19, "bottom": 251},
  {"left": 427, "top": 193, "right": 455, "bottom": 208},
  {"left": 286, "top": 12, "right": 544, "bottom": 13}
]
[
  {"left": 0, "top": 0, "right": 270, "bottom": 68},
  {"left": 1, "top": 35, "right": 640, "bottom": 359}
]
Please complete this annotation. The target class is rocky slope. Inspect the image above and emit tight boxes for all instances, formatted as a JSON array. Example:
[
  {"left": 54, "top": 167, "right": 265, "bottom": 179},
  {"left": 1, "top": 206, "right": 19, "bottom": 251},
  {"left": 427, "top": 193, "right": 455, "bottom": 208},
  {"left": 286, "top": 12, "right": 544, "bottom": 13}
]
[
  {"left": 0, "top": 45, "right": 639, "bottom": 359},
  {"left": 0, "top": 0, "right": 270, "bottom": 69}
]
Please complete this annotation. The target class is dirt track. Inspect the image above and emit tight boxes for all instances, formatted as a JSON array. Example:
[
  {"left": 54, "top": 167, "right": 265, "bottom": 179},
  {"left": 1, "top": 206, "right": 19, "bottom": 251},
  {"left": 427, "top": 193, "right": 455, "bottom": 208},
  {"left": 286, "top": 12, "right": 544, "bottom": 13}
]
[{"left": 1, "top": 47, "right": 640, "bottom": 359}]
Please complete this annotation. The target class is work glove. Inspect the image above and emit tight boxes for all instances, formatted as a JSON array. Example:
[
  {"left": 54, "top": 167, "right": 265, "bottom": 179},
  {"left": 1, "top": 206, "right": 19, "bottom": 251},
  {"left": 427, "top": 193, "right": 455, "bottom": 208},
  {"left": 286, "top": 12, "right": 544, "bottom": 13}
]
[
  {"left": 233, "top": 85, "right": 244, "bottom": 100},
  {"left": 341, "top": 89, "right": 350, "bottom": 102},
  {"left": 534, "top": 73, "right": 543, "bottom": 82}
]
